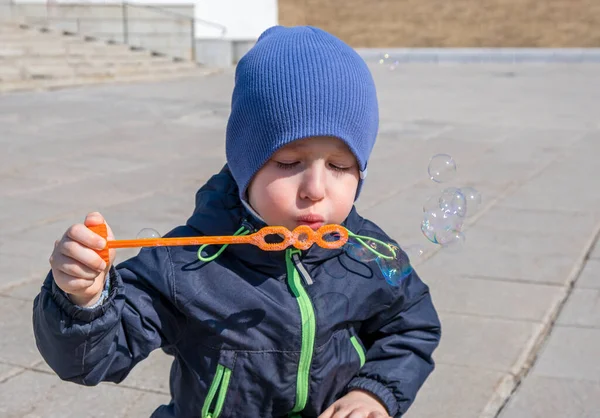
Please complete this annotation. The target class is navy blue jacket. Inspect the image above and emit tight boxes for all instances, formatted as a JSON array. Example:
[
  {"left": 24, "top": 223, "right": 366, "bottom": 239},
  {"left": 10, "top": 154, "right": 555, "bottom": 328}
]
[{"left": 33, "top": 166, "right": 441, "bottom": 418}]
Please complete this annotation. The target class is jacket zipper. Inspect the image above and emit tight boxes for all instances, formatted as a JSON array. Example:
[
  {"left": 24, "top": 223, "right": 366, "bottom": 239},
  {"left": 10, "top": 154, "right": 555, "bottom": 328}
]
[
  {"left": 286, "top": 248, "right": 316, "bottom": 414},
  {"left": 201, "top": 364, "right": 232, "bottom": 418}
]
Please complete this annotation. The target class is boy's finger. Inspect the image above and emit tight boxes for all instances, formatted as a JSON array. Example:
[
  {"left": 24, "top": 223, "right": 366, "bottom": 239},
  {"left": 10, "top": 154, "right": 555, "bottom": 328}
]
[
  {"left": 83, "top": 212, "right": 105, "bottom": 227},
  {"left": 55, "top": 251, "right": 106, "bottom": 278},
  {"left": 65, "top": 224, "right": 106, "bottom": 251},
  {"left": 54, "top": 270, "right": 98, "bottom": 293},
  {"left": 318, "top": 404, "right": 337, "bottom": 418},
  {"left": 60, "top": 240, "right": 107, "bottom": 272}
]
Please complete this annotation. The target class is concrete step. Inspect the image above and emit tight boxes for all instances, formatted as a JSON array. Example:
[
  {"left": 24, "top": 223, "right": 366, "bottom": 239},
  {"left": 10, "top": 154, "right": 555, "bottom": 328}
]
[
  {"left": 1, "top": 54, "right": 179, "bottom": 66},
  {"left": 0, "top": 44, "right": 155, "bottom": 58},
  {"left": 0, "top": 60, "right": 198, "bottom": 82},
  {"left": 0, "top": 67, "right": 220, "bottom": 93}
]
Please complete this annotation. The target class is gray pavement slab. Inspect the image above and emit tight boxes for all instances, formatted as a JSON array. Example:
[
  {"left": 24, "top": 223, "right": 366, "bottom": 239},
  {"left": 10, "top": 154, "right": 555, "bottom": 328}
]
[
  {"left": 417, "top": 246, "right": 579, "bottom": 285},
  {"left": 1, "top": 63, "right": 599, "bottom": 417},
  {"left": 0, "top": 370, "right": 171, "bottom": 418},
  {"left": 434, "top": 312, "right": 542, "bottom": 373},
  {"left": 0, "top": 297, "right": 43, "bottom": 367},
  {"left": 476, "top": 207, "right": 600, "bottom": 236},
  {"left": 531, "top": 326, "right": 600, "bottom": 382},
  {"left": 590, "top": 242, "right": 600, "bottom": 260},
  {"left": 428, "top": 275, "right": 564, "bottom": 322},
  {"left": 556, "top": 288, "right": 600, "bottom": 328},
  {"left": 577, "top": 259, "right": 600, "bottom": 288},
  {"left": 406, "top": 364, "right": 507, "bottom": 418},
  {"left": 500, "top": 376, "right": 600, "bottom": 418}
]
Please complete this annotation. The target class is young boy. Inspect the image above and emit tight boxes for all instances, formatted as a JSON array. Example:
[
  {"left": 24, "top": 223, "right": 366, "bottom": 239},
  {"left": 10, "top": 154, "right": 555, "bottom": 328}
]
[{"left": 34, "top": 26, "right": 441, "bottom": 418}]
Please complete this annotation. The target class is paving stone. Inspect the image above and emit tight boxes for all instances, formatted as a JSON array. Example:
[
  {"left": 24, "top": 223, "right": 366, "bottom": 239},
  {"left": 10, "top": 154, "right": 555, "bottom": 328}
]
[
  {"left": 0, "top": 253, "right": 48, "bottom": 289},
  {"left": 0, "top": 278, "right": 45, "bottom": 301},
  {"left": 476, "top": 207, "right": 600, "bottom": 235},
  {"left": 406, "top": 364, "right": 506, "bottom": 418},
  {"left": 0, "top": 370, "right": 171, "bottom": 418},
  {"left": 0, "top": 362, "right": 17, "bottom": 379},
  {"left": 418, "top": 246, "right": 578, "bottom": 285},
  {"left": 556, "top": 288, "right": 600, "bottom": 328},
  {"left": 576, "top": 259, "right": 600, "bottom": 289},
  {"left": 461, "top": 226, "right": 592, "bottom": 257},
  {"left": 532, "top": 326, "right": 600, "bottom": 382},
  {"left": 435, "top": 312, "right": 541, "bottom": 373},
  {"left": 0, "top": 296, "right": 43, "bottom": 367},
  {"left": 428, "top": 275, "right": 564, "bottom": 322},
  {"left": 31, "top": 347, "right": 172, "bottom": 394},
  {"left": 1, "top": 63, "right": 600, "bottom": 418},
  {"left": 120, "top": 349, "right": 173, "bottom": 393},
  {"left": 500, "top": 375, "right": 600, "bottom": 418},
  {"left": 589, "top": 242, "right": 600, "bottom": 260}
]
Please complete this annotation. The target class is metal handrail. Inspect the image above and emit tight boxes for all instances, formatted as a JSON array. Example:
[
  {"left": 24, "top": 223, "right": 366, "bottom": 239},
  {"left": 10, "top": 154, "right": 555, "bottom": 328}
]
[{"left": 3, "top": 0, "right": 227, "bottom": 61}]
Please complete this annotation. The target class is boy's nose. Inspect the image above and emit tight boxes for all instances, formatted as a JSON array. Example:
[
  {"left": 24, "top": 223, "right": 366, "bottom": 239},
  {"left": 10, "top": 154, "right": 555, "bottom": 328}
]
[{"left": 299, "top": 165, "right": 326, "bottom": 202}]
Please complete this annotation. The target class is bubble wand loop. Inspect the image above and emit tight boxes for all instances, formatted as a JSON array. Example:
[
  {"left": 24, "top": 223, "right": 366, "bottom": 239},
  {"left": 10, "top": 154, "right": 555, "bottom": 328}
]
[{"left": 88, "top": 224, "right": 349, "bottom": 264}]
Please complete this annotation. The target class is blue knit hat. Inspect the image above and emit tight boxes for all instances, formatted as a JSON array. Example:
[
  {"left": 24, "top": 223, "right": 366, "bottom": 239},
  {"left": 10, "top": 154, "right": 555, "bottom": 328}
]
[{"left": 226, "top": 25, "right": 379, "bottom": 201}]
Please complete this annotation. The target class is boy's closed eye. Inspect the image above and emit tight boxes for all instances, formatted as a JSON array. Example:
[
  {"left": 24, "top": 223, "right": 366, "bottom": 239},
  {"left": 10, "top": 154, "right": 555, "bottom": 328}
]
[{"left": 274, "top": 160, "right": 353, "bottom": 173}]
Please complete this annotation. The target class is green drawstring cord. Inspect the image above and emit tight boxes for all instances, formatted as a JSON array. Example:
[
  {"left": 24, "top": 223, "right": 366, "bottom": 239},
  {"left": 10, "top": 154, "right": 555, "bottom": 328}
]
[
  {"left": 197, "top": 226, "right": 250, "bottom": 262},
  {"left": 345, "top": 229, "right": 397, "bottom": 260}
]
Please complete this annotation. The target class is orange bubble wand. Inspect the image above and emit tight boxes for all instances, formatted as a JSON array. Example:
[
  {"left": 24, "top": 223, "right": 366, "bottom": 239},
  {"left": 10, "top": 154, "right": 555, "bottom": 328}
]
[{"left": 89, "top": 224, "right": 349, "bottom": 264}]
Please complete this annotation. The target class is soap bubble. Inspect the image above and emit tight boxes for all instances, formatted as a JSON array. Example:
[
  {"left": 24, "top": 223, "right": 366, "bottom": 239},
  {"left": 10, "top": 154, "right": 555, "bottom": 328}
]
[
  {"left": 421, "top": 209, "right": 463, "bottom": 244},
  {"left": 379, "top": 53, "right": 399, "bottom": 70},
  {"left": 439, "top": 187, "right": 467, "bottom": 218},
  {"left": 423, "top": 194, "right": 441, "bottom": 213},
  {"left": 345, "top": 237, "right": 396, "bottom": 262},
  {"left": 438, "top": 230, "right": 466, "bottom": 252},
  {"left": 460, "top": 187, "right": 482, "bottom": 216},
  {"left": 428, "top": 154, "right": 456, "bottom": 183},
  {"left": 345, "top": 240, "right": 378, "bottom": 262},
  {"left": 136, "top": 228, "right": 161, "bottom": 239},
  {"left": 376, "top": 256, "right": 412, "bottom": 287}
]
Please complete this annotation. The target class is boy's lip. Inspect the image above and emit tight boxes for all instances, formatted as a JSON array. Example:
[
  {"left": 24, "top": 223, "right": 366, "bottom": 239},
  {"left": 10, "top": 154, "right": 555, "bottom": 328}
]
[{"left": 296, "top": 214, "right": 325, "bottom": 229}]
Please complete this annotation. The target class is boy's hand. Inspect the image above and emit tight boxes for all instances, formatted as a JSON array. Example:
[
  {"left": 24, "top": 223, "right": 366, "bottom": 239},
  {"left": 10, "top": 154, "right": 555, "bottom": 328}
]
[
  {"left": 319, "top": 389, "right": 392, "bottom": 418},
  {"left": 49, "top": 212, "right": 116, "bottom": 307}
]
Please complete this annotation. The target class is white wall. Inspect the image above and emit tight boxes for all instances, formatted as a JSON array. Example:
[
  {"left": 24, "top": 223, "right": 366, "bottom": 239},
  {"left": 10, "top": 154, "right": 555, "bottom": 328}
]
[
  {"left": 15, "top": 0, "right": 278, "bottom": 40},
  {"left": 195, "top": 0, "right": 277, "bottom": 39}
]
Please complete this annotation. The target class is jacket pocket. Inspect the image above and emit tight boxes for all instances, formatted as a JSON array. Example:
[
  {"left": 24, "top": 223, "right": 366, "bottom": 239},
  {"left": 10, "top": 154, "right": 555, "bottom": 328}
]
[
  {"left": 349, "top": 329, "right": 366, "bottom": 368},
  {"left": 201, "top": 352, "right": 236, "bottom": 418}
]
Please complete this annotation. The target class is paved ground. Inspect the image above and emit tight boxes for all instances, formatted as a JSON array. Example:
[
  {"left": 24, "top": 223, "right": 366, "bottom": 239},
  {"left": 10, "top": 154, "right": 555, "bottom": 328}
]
[{"left": 0, "top": 63, "right": 599, "bottom": 417}]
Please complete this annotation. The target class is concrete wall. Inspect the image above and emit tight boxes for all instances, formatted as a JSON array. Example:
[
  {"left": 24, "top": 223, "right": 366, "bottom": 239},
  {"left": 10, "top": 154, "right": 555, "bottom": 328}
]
[
  {"left": 194, "top": 0, "right": 276, "bottom": 39},
  {"left": 5, "top": 0, "right": 277, "bottom": 66},
  {"left": 6, "top": 2, "right": 196, "bottom": 59},
  {"left": 279, "top": 0, "right": 600, "bottom": 48}
]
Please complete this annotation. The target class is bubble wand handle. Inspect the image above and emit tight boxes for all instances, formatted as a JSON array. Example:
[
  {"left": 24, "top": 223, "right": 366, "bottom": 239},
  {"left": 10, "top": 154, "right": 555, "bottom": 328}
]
[{"left": 88, "top": 224, "right": 348, "bottom": 264}]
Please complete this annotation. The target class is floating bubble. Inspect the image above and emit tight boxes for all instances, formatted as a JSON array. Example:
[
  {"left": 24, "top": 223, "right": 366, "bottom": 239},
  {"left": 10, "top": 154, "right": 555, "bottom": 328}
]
[
  {"left": 423, "top": 194, "right": 441, "bottom": 213},
  {"left": 421, "top": 209, "right": 463, "bottom": 244},
  {"left": 345, "top": 240, "right": 378, "bottom": 262},
  {"left": 438, "top": 230, "right": 466, "bottom": 252},
  {"left": 428, "top": 154, "right": 456, "bottom": 183},
  {"left": 460, "top": 187, "right": 482, "bottom": 216},
  {"left": 439, "top": 187, "right": 467, "bottom": 218},
  {"left": 378, "top": 53, "right": 399, "bottom": 71},
  {"left": 136, "top": 228, "right": 161, "bottom": 239}
]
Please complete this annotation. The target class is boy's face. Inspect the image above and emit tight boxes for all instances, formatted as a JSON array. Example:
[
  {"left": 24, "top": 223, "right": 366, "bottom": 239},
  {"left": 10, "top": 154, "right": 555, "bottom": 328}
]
[{"left": 248, "top": 136, "right": 360, "bottom": 231}]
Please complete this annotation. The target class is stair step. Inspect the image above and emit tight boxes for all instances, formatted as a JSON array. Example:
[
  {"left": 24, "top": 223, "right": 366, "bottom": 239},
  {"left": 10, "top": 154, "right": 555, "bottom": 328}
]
[
  {"left": 0, "top": 61, "right": 198, "bottom": 82},
  {"left": 0, "top": 67, "right": 219, "bottom": 93}
]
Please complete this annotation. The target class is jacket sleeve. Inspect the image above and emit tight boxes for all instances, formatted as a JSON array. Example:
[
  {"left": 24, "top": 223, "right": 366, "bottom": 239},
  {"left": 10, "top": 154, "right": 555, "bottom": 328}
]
[
  {"left": 32, "top": 245, "right": 185, "bottom": 386},
  {"left": 345, "top": 255, "right": 442, "bottom": 417}
]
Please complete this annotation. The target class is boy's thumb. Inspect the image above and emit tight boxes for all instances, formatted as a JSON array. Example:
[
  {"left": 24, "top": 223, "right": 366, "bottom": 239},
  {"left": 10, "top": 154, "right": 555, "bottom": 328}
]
[{"left": 84, "top": 211, "right": 105, "bottom": 227}]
